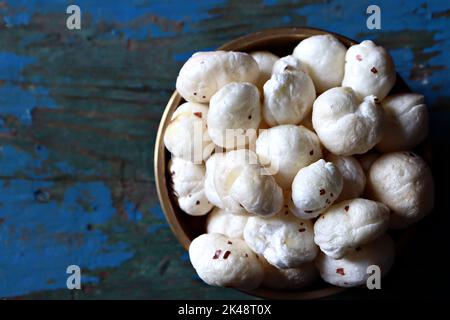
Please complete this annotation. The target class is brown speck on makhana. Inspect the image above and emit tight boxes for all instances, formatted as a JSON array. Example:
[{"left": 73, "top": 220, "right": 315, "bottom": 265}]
[
  {"left": 370, "top": 67, "right": 378, "bottom": 74},
  {"left": 336, "top": 268, "right": 345, "bottom": 276},
  {"left": 344, "top": 205, "right": 349, "bottom": 212},
  {"left": 196, "top": 200, "right": 200, "bottom": 205},
  {"left": 309, "top": 150, "right": 314, "bottom": 156},
  {"left": 320, "top": 189, "right": 326, "bottom": 195},
  {"left": 298, "top": 228, "right": 306, "bottom": 232},
  {"left": 227, "top": 241, "right": 232, "bottom": 245},
  {"left": 223, "top": 251, "right": 231, "bottom": 259},
  {"left": 213, "top": 250, "right": 222, "bottom": 259}
]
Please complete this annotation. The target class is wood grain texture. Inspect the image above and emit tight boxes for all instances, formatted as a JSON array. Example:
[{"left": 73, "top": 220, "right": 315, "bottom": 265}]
[{"left": 0, "top": 0, "right": 449, "bottom": 299}]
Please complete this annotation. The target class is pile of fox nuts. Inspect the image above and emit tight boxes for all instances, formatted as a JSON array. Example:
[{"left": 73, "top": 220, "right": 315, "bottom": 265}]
[{"left": 163, "top": 34, "right": 434, "bottom": 291}]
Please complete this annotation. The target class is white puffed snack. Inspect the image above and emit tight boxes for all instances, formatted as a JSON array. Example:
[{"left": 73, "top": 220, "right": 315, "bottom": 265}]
[
  {"left": 255, "top": 125, "right": 322, "bottom": 189},
  {"left": 312, "top": 87, "right": 384, "bottom": 156},
  {"left": 206, "top": 207, "right": 248, "bottom": 239},
  {"left": 204, "top": 153, "right": 225, "bottom": 208},
  {"left": 243, "top": 212, "right": 318, "bottom": 269},
  {"left": 314, "top": 198, "right": 390, "bottom": 259},
  {"left": 263, "top": 70, "right": 316, "bottom": 126},
  {"left": 272, "top": 55, "right": 306, "bottom": 75},
  {"left": 168, "top": 157, "right": 213, "bottom": 216},
  {"left": 293, "top": 34, "right": 347, "bottom": 93},
  {"left": 368, "top": 151, "right": 434, "bottom": 229},
  {"left": 209, "top": 149, "right": 257, "bottom": 213},
  {"left": 260, "top": 258, "right": 318, "bottom": 290},
  {"left": 315, "top": 234, "right": 395, "bottom": 287},
  {"left": 376, "top": 93, "right": 429, "bottom": 152},
  {"left": 189, "top": 233, "right": 263, "bottom": 290},
  {"left": 176, "top": 51, "right": 259, "bottom": 103},
  {"left": 250, "top": 51, "right": 279, "bottom": 91},
  {"left": 164, "top": 102, "right": 213, "bottom": 162},
  {"left": 291, "top": 159, "right": 343, "bottom": 219},
  {"left": 325, "top": 154, "right": 366, "bottom": 201},
  {"left": 342, "top": 40, "right": 396, "bottom": 100},
  {"left": 208, "top": 82, "right": 261, "bottom": 149},
  {"left": 212, "top": 149, "right": 283, "bottom": 216}
]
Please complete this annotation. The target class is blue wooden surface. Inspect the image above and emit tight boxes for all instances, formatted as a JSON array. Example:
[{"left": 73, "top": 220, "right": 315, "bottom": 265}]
[{"left": 0, "top": 0, "right": 449, "bottom": 299}]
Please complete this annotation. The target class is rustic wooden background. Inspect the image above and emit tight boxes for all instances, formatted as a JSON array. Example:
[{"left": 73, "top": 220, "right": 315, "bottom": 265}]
[{"left": 0, "top": 0, "right": 449, "bottom": 299}]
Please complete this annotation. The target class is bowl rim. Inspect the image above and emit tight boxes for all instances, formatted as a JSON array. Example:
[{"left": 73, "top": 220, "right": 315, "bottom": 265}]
[{"left": 154, "top": 27, "right": 411, "bottom": 300}]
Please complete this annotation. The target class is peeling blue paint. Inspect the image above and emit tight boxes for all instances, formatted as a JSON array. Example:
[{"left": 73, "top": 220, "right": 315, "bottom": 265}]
[
  {"left": 125, "top": 200, "right": 143, "bottom": 223},
  {"left": 150, "top": 204, "right": 165, "bottom": 221},
  {"left": 147, "top": 223, "right": 167, "bottom": 234},
  {"left": 0, "top": 52, "right": 57, "bottom": 124},
  {"left": 0, "top": 83, "right": 57, "bottom": 125},
  {"left": 0, "top": 52, "right": 35, "bottom": 80},
  {"left": 0, "top": 180, "right": 134, "bottom": 297},
  {"left": 3, "top": 0, "right": 227, "bottom": 40},
  {"left": 3, "top": 12, "right": 30, "bottom": 27}
]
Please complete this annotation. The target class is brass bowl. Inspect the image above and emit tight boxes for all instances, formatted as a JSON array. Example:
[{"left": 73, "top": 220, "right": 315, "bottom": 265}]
[{"left": 154, "top": 27, "right": 415, "bottom": 299}]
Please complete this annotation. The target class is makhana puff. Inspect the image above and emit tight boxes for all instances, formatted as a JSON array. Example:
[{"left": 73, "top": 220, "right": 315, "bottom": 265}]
[
  {"left": 169, "top": 157, "right": 213, "bottom": 216},
  {"left": 209, "top": 149, "right": 283, "bottom": 216},
  {"left": 376, "top": 93, "right": 429, "bottom": 152},
  {"left": 243, "top": 212, "right": 318, "bottom": 269},
  {"left": 206, "top": 207, "right": 248, "bottom": 239},
  {"left": 368, "top": 152, "right": 434, "bottom": 229},
  {"left": 251, "top": 51, "right": 279, "bottom": 91},
  {"left": 291, "top": 159, "right": 343, "bottom": 219},
  {"left": 263, "top": 69, "right": 316, "bottom": 126},
  {"left": 315, "top": 234, "right": 394, "bottom": 287},
  {"left": 293, "top": 34, "right": 347, "bottom": 93},
  {"left": 272, "top": 55, "right": 306, "bottom": 75},
  {"left": 314, "top": 198, "right": 390, "bottom": 259},
  {"left": 255, "top": 124, "right": 322, "bottom": 189},
  {"left": 312, "top": 87, "right": 384, "bottom": 156},
  {"left": 204, "top": 153, "right": 225, "bottom": 208},
  {"left": 164, "top": 102, "right": 213, "bottom": 162},
  {"left": 176, "top": 51, "right": 259, "bottom": 103},
  {"left": 342, "top": 40, "right": 396, "bottom": 100},
  {"left": 325, "top": 154, "right": 366, "bottom": 201},
  {"left": 208, "top": 82, "right": 261, "bottom": 149},
  {"left": 189, "top": 233, "right": 264, "bottom": 290}
]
